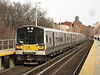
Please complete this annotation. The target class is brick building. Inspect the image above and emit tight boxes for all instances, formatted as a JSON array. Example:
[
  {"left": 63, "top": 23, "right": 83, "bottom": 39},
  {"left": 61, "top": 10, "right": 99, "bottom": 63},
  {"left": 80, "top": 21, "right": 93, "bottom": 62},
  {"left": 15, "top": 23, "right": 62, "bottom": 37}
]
[
  {"left": 93, "top": 22, "right": 100, "bottom": 39},
  {"left": 93, "top": 22, "right": 100, "bottom": 35},
  {"left": 59, "top": 16, "right": 87, "bottom": 34},
  {"left": 59, "top": 21, "right": 73, "bottom": 31},
  {"left": 86, "top": 25, "right": 95, "bottom": 38},
  {"left": 72, "top": 16, "right": 86, "bottom": 33},
  {"left": 59, "top": 16, "right": 95, "bottom": 37}
]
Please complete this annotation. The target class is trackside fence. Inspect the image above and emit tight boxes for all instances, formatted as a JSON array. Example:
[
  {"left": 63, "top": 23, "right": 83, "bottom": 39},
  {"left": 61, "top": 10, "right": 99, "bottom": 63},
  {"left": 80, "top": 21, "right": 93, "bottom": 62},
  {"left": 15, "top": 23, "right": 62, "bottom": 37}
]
[{"left": 0, "top": 39, "right": 15, "bottom": 50}]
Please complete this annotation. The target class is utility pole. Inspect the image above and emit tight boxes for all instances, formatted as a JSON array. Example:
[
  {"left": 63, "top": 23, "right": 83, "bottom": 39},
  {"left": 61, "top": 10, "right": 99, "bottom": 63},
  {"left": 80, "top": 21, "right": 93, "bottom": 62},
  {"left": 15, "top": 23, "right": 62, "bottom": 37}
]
[
  {"left": 35, "top": 2, "right": 41, "bottom": 26},
  {"left": 35, "top": 2, "right": 38, "bottom": 26}
]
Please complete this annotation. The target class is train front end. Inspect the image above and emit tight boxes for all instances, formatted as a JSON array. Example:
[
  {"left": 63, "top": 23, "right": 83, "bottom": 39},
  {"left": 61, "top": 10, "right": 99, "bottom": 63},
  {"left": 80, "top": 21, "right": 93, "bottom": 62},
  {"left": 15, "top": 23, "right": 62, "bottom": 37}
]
[{"left": 15, "top": 26, "right": 45, "bottom": 64}]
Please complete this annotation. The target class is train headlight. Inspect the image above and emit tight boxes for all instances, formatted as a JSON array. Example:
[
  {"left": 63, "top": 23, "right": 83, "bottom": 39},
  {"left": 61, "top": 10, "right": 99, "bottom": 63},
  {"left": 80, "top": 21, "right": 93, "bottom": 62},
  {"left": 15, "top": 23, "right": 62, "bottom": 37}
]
[
  {"left": 38, "top": 46, "right": 42, "bottom": 48},
  {"left": 16, "top": 45, "right": 23, "bottom": 49},
  {"left": 20, "top": 46, "right": 23, "bottom": 48},
  {"left": 17, "top": 45, "right": 23, "bottom": 48},
  {"left": 38, "top": 46, "right": 44, "bottom": 50},
  {"left": 31, "top": 27, "right": 34, "bottom": 30},
  {"left": 27, "top": 27, "right": 30, "bottom": 30}
]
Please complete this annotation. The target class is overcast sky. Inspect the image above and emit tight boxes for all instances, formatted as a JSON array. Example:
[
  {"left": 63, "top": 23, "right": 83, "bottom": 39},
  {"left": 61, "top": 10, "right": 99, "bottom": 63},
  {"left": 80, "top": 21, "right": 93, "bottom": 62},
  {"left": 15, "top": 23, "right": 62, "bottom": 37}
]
[{"left": 11, "top": 0, "right": 100, "bottom": 25}]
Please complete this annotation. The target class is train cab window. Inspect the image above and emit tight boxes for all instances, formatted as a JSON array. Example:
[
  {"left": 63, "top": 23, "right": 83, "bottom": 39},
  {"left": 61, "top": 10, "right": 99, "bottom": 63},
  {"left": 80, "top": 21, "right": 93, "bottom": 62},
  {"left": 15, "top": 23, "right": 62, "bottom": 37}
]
[
  {"left": 17, "top": 27, "right": 44, "bottom": 44},
  {"left": 37, "top": 31, "right": 44, "bottom": 43},
  {"left": 17, "top": 35, "right": 24, "bottom": 44},
  {"left": 46, "top": 35, "right": 48, "bottom": 43}
]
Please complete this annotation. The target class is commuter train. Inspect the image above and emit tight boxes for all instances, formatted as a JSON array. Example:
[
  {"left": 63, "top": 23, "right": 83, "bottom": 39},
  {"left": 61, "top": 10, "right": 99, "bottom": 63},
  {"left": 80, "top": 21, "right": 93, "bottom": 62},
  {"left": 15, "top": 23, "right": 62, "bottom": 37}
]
[{"left": 15, "top": 25, "right": 86, "bottom": 64}]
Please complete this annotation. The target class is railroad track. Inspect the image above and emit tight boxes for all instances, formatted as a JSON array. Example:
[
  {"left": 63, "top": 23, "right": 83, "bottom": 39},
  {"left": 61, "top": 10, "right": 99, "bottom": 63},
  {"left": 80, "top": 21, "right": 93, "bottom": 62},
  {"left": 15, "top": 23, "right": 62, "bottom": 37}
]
[
  {"left": 45, "top": 40, "right": 93, "bottom": 75},
  {"left": 0, "top": 40, "right": 93, "bottom": 75},
  {"left": 23, "top": 40, "right": 93, "bottom": 75}
]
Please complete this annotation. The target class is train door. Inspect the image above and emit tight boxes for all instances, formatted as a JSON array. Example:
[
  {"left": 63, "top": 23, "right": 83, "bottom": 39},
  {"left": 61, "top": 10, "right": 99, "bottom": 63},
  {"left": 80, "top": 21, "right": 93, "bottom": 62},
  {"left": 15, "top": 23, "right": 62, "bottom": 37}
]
[
  {"left": 71, "top": 34, "right": 73, "bottom": 43},
  {"left": 64, "top": 33, "right": 66, "bottom": 44},
  {"left": 53, "top": 32, "right": 55, "bottom": 49},
  {"left": 45, "top": 31, "right": 53, "bottom": 50}
]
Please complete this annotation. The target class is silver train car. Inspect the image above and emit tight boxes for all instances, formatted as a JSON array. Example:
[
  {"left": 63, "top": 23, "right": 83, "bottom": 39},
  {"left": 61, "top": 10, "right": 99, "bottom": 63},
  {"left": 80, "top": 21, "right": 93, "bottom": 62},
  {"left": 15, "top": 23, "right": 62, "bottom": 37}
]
[{"left": 15, "top": 25, "right": 86, "bottom": 64}]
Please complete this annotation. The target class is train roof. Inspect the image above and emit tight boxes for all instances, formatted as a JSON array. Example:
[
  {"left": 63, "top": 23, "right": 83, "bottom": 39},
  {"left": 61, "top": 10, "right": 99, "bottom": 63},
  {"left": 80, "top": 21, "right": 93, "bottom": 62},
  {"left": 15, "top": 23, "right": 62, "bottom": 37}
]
[{"left": 17, "top": 25, "right": 84, "bottom": 35}]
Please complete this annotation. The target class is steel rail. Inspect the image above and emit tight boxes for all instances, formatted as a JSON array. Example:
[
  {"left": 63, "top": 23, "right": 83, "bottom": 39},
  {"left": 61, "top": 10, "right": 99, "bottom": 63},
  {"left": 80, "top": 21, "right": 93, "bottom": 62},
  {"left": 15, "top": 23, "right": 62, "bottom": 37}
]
[
  {"left": 0, "top": 41, "right": 88, "bottom": 75},
  {"left": 37, "top": 41, "right": 89, "bottom": 75},
  {"left": 23, "top": 41, "right": 87, "bottom": 75},
  {"left": 72, "top": 41, "right": 93, "bottom": 75}
]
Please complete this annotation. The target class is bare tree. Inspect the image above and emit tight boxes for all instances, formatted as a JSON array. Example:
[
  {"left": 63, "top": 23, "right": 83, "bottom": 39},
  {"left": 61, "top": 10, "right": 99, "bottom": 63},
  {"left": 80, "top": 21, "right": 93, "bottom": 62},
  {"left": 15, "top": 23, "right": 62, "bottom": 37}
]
[{"left": 0, "top": 0, "right": 54, "bottom": 39}]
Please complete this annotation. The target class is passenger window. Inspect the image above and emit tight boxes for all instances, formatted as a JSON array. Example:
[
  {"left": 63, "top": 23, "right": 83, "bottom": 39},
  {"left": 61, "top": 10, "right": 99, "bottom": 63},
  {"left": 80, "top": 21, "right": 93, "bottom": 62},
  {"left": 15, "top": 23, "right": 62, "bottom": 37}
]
[
  {"left": 46, "top": 35, "right": 48, "bottom": 43},
  {"left": 49, "top": 37, "right": 52, "bottom": 44}
]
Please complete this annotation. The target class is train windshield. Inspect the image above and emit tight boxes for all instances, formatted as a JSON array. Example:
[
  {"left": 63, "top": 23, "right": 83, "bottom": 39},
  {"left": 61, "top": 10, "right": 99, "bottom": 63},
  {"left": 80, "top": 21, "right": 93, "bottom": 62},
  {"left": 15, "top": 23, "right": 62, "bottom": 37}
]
[{"left": 17, "top": 27, "right": 44, "bottom": 44}]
